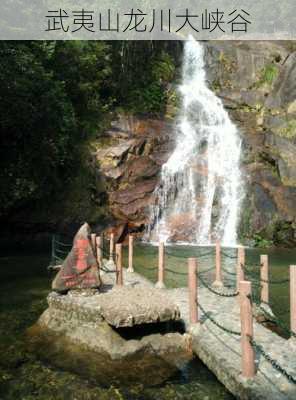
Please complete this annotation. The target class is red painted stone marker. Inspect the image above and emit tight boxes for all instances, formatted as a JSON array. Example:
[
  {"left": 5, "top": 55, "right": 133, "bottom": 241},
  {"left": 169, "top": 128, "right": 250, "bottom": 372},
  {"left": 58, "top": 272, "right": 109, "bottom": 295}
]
[{"left": 52, "top": 223, "right": 101, "bottom": 293}]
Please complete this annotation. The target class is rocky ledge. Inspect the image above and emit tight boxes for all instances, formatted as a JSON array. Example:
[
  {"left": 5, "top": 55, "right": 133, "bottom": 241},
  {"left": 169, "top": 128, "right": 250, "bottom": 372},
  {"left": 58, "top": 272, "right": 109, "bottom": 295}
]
[{"left": 27, "top": 289, "right": 192, "bottom": 386}]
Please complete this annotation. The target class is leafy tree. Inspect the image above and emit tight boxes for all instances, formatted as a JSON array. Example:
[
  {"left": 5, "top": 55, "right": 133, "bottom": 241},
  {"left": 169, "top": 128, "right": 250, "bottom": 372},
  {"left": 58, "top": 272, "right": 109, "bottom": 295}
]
[
  {"left": 0, "top": 40, "right": 178, "bottom": 222},
  {"left": 0, "top": 41, "right": 114, "bottom": 216},
  {"left": 0, "top": 42, "right": 75, "bottom": 214}
]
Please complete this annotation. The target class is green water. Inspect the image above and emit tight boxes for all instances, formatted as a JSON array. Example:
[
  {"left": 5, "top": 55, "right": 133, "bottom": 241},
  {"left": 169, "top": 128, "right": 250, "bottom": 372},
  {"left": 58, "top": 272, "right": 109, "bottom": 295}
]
[{"left": 0, "top": 244, "right": 295, "bottom": 400}]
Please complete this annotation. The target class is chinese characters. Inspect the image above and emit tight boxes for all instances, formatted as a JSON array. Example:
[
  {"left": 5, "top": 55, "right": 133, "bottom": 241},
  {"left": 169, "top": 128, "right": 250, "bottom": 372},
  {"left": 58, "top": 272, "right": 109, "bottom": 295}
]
[{"left": 45, "top": 8, "right": 251, "bottom": 35}]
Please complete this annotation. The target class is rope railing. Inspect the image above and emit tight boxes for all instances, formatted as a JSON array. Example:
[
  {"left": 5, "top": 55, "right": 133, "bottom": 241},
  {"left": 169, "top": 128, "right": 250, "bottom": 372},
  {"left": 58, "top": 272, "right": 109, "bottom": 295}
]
[
  {"left": 54, "top": 239, "right": 72, "bottom": 248},
  {"left": 257, "top": 276, "right": 289, "bottom": 285},
  {"left": 221, "top": 250, "right": 237, "bottom": 259},
  {"left": 221, "top": 266, "right": 237, "bottom": 276},
  {"left": 197, "top": 272, "right": 239, "bottom": 297},
  {"left": 165, "top": 252, "right": 188, "bottom": 260},
  {"left": 49, "top": 234, "right": 73, "bottom": 267},
  {"left": 249, "top": 337, "right": 296, "bottom": 384},
  {"left": 243, "top": 263, "right": 290, "bottom": 285},
  {"left": 246, "top": 277, "right": 262, "bottom": 288},
  {"left": 54, "top": 247, "right": 69, "bottom": 256},
  {"left": 243, "top": 262, "right": 262, "bottom": 271},
  {"left": 140, "top": 265, "right": 158, "bottom": 271},
  {"left": 165, "top": 267, "right": 188, "bottom": 276},
  {"left": 196, "top": 250, "right": 214, "bottom": 258},
  {"left": 197, "top": 301, "right": 241, "bottom": 336},
  {"left": 165, "top": 248, "right": 213, "bottom": 259},
  {"left": 100, "top": 266, "right": 117, "bottom": 274},
  {"left": 101, "top": 247, "right": 116, "bottom": 258},
  {"left": 198, "top": 265, "right": 216, "bottom": 274},
  {"left": 249, "top": 292, "right": 295, "bottom": 339},
  {"left": 48, "top": 231, "right": 296, "bottom": 388},
  {"left": 165, "top": 264, "right": 215, "bottom": 277}
]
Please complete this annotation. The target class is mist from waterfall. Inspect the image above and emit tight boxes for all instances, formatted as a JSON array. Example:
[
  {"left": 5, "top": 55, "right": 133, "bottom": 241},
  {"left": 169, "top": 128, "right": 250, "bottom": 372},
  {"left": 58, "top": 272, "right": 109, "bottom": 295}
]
[{"left": 145, "top": 37, "right": 244, "bottom": 246}]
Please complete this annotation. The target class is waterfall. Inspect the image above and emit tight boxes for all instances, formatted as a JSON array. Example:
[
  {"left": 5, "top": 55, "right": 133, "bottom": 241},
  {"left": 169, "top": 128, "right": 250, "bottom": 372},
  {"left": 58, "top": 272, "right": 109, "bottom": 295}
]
[{"left": 145, "top": 37, "right": 244, "bottom": 246}]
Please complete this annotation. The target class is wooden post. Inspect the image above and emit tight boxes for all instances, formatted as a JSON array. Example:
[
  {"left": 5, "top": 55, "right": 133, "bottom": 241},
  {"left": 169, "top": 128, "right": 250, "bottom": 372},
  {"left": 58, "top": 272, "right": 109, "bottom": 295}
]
[
  {"left": 101, "top": 232, "right": 105, "bottom": 255},
  {"left": 188, "top": 258, "right": 198, "bottom": 324},
  {"left": 237, "top": 246, "right": 245, "bottom": 291},
  {"left": 127, "top": 235, "right": 134, "bottom": 273},
  {"left": 239, "top": 280, "right": 255, "bottom": 379},
  {"left": 155, "top": 242, "right": 165, "bottom": 288},
  {"left": 116, "top": 243, "right": 123, "bottom": 286},
  {"left": 95, "top": 236, "right": 102, "bottom": 268},
  {"left": 213, "top": 241, "right": 223, "bottom": 287},
  {"left": 91, "top": 233, "right": 96, "bottom": 256},
  {"left": 260, "top": 255, "right": 269, "bottom": 305},
  {"left": 109, "top": 232, "right": 114, "bottom": 260},
  {"left": 290, "top": 265, "right": 296, "bottom": 337}
]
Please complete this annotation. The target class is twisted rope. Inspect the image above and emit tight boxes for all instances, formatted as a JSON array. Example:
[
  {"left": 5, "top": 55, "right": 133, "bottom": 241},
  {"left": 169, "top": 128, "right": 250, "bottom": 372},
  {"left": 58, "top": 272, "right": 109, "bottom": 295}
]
[
  {"left": 244, "top": 264, "right": 290, "bottom": 285},
  {"left": 100, "top": 266, "right": 117, "bottom": 274},
  {"left": 197, "top": 272, "right": 239, "bottom": 297},
  {"left": 258, "top": 277, "right": 289, "bottom": 285},
  {"left": 221, "top": 250, "right": 237, "bottom": 259},
  {"left": 197, "top": 302, "right": 241, "bottom": 336},
  {"left": 255, "top": 302, "right": 296, "bottom": 338},
  {"left": 54, "top": 239, "right": 72, "bottom": 248},
  {"left": 166, "top": 268, "right": 188, "bottom": 276},
  {"left": 199, "top": 265, "right": 216, "bottom": 274},
  {"left": 221, "top": 266, "right": 237, "bottom": 276},
  {"left": 165, "top": 249, "right": 213, "bottom": 259},
  {"left": 249, "top": 337, "right": 296, "bottom": 384}
]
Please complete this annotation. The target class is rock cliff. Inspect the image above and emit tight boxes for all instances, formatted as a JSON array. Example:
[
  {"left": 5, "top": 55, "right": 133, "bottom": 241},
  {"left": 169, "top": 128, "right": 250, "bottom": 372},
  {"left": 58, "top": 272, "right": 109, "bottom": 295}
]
[
  {"left": 204, "top": 41, "right": 296, "bottom": 246},
  {"left": 93, "top": 115, "right": 175, "bottom": 236},
  {"left": 5, "top": 41, "right": 295, "bottom": 248},
  {"left": 94, "top": 41, "right": 296, "bottom": 246}
]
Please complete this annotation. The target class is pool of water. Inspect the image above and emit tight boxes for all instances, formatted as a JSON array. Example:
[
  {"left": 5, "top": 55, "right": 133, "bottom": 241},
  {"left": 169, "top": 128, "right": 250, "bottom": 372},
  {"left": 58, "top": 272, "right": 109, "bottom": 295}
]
[{"left": 0, "top": 244, "right": 295, "bottom": 399}]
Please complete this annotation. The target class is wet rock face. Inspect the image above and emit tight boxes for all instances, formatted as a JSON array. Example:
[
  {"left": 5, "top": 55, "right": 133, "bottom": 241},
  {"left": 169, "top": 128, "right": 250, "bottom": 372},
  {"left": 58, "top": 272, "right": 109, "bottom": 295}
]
[
  {"left": 94, "top": 42, "right": 296, "bottom": 245},
  {"left": 203, "top": 41, "right": 296, "bottom": 245},
  {"left": 95, "top": 115, "right": 175, "bottom": 230},
  {"left": 27, "top": 291, "right": 192, "bottom": 386}
]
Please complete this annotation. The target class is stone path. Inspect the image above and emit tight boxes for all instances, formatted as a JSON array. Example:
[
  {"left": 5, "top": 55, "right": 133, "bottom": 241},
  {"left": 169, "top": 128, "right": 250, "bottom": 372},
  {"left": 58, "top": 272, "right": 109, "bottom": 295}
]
[{"left": 101, "top": 259, "right": 296, "bottom": 399}]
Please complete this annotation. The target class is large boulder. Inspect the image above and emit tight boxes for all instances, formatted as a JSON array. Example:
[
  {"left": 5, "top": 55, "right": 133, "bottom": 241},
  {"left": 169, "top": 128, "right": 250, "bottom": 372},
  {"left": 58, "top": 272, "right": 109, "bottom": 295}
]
[
  {"left": 52, "top": 223, "right": 101, "bottom": 292},
  {"left": 27, "top": 290, "right": 192, "bottom": 386}
]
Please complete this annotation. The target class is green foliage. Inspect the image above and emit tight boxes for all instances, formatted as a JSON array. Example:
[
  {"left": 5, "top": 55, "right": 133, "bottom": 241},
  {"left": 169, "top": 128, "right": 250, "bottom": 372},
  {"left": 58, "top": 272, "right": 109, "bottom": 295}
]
[
  {"left": 253, "top": 234, "right": 273, "bottom": 248},
  {"left": 136, "top": 52, "right": 175, "bottom": 113},
  {"left": 109, "top": 42, "right": 177, "bottom": 114},
  {"left": 0, "top": 41, "right": 113, "bottom": 216},
  {"left": 254, "top": 64, "right": 279, "bottom": 88},
  {"left": 0, "top": 42, "right": 73, "bottom": 212},
  {"left": 0, "top": 40, "right": 178, "bottom": 221},
  {"left": 50, "top": 41, "right": 113, "bottom": 134},
  {"left": 261, "top": 64, "right": 279, "bottom": 84},
  {"left": 278, "top": 119, "right": 296, "bottom": 139},
  {"left": 132, "top": 83, "right": 165, "bottom": 113},
  {"left": 152, "top": 52, "right": 175, "bottom": 83}
]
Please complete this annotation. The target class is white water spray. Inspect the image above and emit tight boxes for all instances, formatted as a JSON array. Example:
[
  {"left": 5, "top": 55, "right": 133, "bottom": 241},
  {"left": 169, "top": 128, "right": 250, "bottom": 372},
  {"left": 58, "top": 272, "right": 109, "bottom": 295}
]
[{"left": 146, "top": 38, "right": 244, "bottom": 246}]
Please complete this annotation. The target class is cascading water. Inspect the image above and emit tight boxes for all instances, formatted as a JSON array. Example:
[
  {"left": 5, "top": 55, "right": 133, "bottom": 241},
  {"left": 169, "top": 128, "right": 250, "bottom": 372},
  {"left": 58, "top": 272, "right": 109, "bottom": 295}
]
[{"left": 145, "top": 37, "right": 244, "bottom": 246}]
